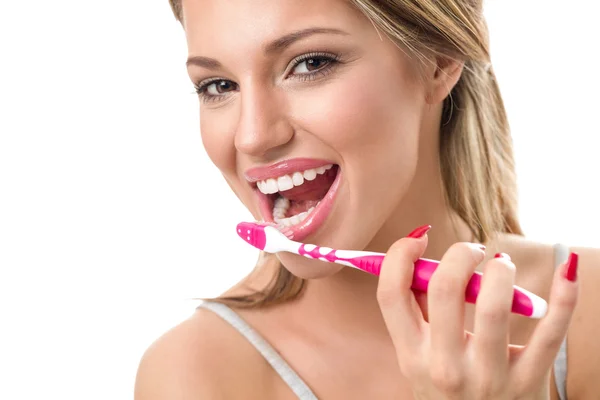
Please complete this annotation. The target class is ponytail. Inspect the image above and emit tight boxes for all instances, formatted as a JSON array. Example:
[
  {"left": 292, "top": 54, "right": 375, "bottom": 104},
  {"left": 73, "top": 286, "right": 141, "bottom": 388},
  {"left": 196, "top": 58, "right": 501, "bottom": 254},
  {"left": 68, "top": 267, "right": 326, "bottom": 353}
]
[{"left": 440, "top": 60, "right": 523, "bottom": 243}]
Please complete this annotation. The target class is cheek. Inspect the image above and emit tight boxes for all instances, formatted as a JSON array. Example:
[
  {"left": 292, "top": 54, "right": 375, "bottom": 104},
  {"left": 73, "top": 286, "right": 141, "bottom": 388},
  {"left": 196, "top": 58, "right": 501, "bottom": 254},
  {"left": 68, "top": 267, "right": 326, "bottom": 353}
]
[
  {"left": 200, "top": 110, "right": 262, "bottom": 216},
  {"left": 199, "top": 110, "right": 237, "bottom": 173},
  {"left": 290, "top": 68, "right": 423, "bottom": 158},
  {"left": 288, "top": 70, "right": 422, "bottom": 198}
]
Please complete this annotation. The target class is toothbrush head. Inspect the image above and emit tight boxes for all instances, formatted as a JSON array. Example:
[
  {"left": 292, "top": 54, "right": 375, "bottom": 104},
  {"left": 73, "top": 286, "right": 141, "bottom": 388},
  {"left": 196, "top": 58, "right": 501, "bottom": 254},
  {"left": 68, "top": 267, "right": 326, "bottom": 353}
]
[
  {"left": 236, "top": 221, "right": 291, "bottom": 253},
  {"left": 236, "top": 222, "right": 267, "bottom": 250}
]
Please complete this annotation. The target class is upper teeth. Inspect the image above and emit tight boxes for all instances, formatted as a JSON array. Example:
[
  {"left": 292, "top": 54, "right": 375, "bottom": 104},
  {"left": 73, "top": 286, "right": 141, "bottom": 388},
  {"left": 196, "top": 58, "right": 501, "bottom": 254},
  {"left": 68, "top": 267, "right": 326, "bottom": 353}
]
[{"left": 256, "top": 164, "right": 333, "bottom": 195}]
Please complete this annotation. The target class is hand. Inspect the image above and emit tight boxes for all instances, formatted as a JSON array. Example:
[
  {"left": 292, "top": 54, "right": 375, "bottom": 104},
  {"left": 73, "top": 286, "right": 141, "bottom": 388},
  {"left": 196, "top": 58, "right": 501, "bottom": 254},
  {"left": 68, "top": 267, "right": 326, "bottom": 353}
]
[{"left": 376, "top": 226, "right": 579, "bottom": 399}]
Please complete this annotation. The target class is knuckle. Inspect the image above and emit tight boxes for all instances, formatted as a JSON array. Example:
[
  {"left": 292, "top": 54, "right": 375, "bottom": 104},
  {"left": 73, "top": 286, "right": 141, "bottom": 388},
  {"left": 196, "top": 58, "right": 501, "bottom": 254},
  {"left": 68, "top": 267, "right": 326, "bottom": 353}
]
[
  {"left": 473, "top": 374, "right": 499, "bottom": 399},
  {"left": 477, "top": 303, "right": 507, "bottom": 323},
  {"left": 509, "top": 371, "right": 533, "bottom": 395},
  {"left": 376, "top": 287, "right": 400, "bottom": 308},
  {"left": 447, "top": 241, "right": 476, "bottom": 257},
  {"left": 443, "top": 242, "right": 467, "bottom": 261},
  {"left": 388, "top": 238, "right": 409, "bottom": 254},
  {"left": 381, "top": 240, "right": 411, "bottom": 269},
  {"left": 542, "top": 331, "right": 566, "bottom": 351},
  {"left": 398, "top": 357, "right": 424, "bottom": 381},
  {"left": 554, "top": 289, "right": 578, "bottom": 311},
  {"left": 449, "top": 241, "right": 484, "bottom": 266},
  {"left": 448, "top": 241, "right": 469, "bottom": 253},
  {"left": 485, "top": 257, "right": 516, "bottom": 276},
  {"left": 510, "top": 378, "right": 525, "bottom": 396},
  {"left": 428, "top": 273, "right": 461, "bottom": 300},
  {"left": 429, "top": 361, "right": 464, "bottom": 393},
  {"left": 428, "top": 241, "right": 486, "bottom": 301}
]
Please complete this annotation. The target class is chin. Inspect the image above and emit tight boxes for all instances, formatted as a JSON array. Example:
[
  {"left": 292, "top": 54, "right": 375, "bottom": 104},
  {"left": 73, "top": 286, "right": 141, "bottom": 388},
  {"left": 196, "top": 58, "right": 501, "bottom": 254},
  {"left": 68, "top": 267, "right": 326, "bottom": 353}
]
[{"left": 276, "top": 252, "right": 344, "bottom": 279}]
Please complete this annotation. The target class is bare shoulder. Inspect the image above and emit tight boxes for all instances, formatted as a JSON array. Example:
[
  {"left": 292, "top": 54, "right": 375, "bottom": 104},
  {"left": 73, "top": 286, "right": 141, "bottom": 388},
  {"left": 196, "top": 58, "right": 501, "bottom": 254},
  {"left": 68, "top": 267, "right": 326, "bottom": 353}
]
[
  {"left": 495, "top": 234, "right": 557, "bottom": 298},
  {"left": 502, "top": 234, "right": 600, "bottom": 397},
  {"left": 134, "top": 305, "right": 275, "bottom": 400},
  {"left": 562, "top": 245, "right": 600, "bottom": 398}
]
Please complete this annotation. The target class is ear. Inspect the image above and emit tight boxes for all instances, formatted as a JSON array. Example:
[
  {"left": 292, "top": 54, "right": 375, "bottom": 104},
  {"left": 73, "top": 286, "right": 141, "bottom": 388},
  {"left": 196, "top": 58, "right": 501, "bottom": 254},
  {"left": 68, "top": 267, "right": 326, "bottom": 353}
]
[{"left": 425, "top": 56, "right": 464, "bottom": 105}]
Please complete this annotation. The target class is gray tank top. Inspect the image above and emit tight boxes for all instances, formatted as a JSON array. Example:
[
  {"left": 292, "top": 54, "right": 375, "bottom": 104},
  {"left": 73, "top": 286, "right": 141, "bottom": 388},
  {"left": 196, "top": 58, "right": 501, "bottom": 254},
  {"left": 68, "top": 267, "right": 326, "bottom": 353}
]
[{"left": 198, "top": 243, "right": 570, "bottom": 400}]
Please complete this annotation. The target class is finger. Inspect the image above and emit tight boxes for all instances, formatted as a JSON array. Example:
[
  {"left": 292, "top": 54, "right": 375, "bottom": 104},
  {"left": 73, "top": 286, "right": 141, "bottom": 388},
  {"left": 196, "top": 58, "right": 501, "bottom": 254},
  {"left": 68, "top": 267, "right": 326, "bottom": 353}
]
[
  {"left": 377, "top": 225, "right": 430, "bottom": 351},
  {"left": 512, "top": 253, "right": 579, "bottom": 383},
  {"left": 412, "top": 289, "right": 429, "bottom": 322},
  {"left": 471, "top": 253, "right": 515, "bottom": 376},
  {"left": 428, "top": 242, "right": 486, "bottom": 361}
]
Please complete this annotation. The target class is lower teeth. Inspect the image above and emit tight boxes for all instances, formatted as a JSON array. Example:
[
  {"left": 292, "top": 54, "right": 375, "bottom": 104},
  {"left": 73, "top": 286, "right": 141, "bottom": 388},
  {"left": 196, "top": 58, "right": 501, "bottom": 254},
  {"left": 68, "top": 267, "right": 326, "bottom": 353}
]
[{"left": 272, "top": 197, "right": 319, "bottom": 227}]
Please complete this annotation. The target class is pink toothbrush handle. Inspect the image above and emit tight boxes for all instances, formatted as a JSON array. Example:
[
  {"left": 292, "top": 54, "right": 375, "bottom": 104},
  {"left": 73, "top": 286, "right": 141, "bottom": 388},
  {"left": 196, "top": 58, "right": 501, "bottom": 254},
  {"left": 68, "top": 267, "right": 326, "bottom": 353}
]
[
  {"left": 346, "top": 254, "right": 438, "bottom": 291},
  {"left": 299, "top": 248, "right": 543, "bottom": 319},
  {"left": 235, "top": 223, "right": 546, "bottom": 319}
]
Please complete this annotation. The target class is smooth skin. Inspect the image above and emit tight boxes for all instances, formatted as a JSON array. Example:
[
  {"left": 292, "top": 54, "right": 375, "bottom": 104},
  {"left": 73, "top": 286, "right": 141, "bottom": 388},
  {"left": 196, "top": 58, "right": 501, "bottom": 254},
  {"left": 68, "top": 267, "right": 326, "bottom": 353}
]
[{"left": 135, "top": 0, "right": 600, "bottom": 398}]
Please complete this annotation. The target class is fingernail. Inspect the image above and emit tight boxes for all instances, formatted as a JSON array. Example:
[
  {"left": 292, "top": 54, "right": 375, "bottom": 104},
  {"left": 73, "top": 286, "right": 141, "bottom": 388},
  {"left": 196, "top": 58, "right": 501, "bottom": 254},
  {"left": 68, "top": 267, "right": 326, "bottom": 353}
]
[
  {"left": 495, "top": 252, "right": 511, "bottom": 261},
  {"left": 564, "top": 252, "right": 579, "bottom": 282},
  {"left": 406, "top": 224, "right": 431, "bottom": 239}
]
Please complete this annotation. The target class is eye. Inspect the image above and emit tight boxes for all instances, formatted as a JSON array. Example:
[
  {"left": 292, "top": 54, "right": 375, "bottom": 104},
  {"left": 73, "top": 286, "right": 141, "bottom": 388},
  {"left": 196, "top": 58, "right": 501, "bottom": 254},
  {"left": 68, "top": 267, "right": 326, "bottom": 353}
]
[
  {"left": 193, "top": 52, "right": 339, "bottom": 103},
  {"left": 204, "top": 80, "right": 237, "bottom": 95},
  {"left": 193, "top": 79, "right": 239, "bottom": 103},
  {"left": 291, "top": 55, "right": 334, "bottom": 75}
]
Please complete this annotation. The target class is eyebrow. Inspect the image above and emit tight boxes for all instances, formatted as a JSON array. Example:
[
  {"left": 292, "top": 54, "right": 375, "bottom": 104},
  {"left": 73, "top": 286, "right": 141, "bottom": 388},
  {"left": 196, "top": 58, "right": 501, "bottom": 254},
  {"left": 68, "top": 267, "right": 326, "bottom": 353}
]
[
  {"left": 186, "top": 27, "right": 348, "bottom": 70},
  {"left": 264, "top": 27, "right": 348, "bottom": 54}
]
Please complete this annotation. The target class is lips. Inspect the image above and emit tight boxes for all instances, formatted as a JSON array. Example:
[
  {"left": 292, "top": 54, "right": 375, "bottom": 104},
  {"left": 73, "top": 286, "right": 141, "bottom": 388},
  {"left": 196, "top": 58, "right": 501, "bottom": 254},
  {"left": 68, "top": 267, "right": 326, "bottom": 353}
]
[
  {"left": 245, "top": 158, "right": 336, "bottom": 183},
  {"left": 253, "top": 160, "right": 342, "bottom": 242}
]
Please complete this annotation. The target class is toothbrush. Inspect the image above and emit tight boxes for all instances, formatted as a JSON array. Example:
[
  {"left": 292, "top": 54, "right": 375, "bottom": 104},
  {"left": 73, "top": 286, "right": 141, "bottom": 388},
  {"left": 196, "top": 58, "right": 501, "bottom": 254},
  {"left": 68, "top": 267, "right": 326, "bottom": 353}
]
[{"left": 236, "top": 221, "right": 548, "bottom": 319}]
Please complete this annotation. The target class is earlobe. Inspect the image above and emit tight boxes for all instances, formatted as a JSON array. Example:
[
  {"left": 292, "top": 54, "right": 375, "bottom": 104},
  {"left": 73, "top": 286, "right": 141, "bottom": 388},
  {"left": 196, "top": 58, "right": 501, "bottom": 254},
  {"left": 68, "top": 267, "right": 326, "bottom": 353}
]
[{"left": 426, "top": 56, "right": 464, "bottom": 105}]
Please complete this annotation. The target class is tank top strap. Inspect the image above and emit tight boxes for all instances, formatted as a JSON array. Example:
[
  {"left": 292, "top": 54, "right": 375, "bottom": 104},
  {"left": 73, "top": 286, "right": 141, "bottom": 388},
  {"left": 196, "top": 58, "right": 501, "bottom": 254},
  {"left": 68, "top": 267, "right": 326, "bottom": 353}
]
[
  {"left": 553, "top": 243, "right": 570, "bottom": 400},
  {"left": 198, "top": 301, "right": 318, "bottom": 399}
]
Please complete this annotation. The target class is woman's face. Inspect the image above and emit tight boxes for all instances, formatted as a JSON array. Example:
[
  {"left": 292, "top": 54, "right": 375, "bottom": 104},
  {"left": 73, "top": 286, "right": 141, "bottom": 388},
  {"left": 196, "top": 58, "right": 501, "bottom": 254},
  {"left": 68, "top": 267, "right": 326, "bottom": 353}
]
[{"left": 182, "top": 0, "right": 438, "bottom": 278}]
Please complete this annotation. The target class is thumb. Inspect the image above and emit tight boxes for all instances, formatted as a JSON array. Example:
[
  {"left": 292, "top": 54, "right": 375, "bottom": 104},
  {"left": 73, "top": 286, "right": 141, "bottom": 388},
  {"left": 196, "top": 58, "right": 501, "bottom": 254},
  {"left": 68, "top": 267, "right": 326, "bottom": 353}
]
[{"left": 379, "top": 224, "right": 430, "bottom": 292}]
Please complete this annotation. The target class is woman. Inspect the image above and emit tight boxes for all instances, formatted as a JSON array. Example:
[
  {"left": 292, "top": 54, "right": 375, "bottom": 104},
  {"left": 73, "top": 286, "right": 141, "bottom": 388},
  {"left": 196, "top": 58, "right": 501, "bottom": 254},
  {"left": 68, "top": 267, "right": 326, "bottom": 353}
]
[{"left": 135, "top": 0, "right": 600, "bottom": 398}]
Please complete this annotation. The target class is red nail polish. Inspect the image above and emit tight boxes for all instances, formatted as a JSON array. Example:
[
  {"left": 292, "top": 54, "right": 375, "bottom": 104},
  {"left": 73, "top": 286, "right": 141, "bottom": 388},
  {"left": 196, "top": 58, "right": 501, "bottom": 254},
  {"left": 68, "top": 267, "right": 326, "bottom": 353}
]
[
  {"left": 406, "top": 224, "right": 431, "bottom": 239},
  {"left": 564, "top": 252, "right": 579, "bottom": 282},
  {"left": 495, "top": 252, "right": 511, "bottom": 260}
]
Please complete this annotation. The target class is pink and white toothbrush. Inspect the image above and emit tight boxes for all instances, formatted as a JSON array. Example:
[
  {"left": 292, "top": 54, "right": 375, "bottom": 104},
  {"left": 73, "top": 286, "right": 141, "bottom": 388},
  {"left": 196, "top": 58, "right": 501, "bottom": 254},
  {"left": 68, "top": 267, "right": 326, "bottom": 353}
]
[{"left": 236, "top": 221, "right": 548, "bottom": 319}]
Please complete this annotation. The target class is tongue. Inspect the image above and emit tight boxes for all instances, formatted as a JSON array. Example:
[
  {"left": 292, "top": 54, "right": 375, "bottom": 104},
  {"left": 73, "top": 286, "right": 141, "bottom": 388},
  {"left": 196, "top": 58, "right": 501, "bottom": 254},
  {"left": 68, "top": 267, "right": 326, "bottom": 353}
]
[{"left": 287, "top": 199, "right": 320, "bottom": 216}]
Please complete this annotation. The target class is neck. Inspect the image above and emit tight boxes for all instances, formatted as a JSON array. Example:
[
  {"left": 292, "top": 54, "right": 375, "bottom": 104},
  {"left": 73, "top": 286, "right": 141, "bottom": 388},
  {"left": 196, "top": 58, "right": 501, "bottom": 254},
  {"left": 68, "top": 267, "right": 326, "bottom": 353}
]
[
  {"left": 274, "top": 109, "right": 479, "bottom": 339},
  {"left": 292, "top": 155, "right": 476, "bottom": 339},
  {"left": 295, "top": 212, "right": 473, "bottom": 340}
]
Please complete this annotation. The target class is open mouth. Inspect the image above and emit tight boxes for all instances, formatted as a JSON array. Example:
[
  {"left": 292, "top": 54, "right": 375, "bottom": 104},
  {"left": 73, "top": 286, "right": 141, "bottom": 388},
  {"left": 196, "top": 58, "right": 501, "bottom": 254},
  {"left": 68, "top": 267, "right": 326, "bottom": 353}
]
[{"left": 254, "top": 164, "right": 341, "bottom": 241}]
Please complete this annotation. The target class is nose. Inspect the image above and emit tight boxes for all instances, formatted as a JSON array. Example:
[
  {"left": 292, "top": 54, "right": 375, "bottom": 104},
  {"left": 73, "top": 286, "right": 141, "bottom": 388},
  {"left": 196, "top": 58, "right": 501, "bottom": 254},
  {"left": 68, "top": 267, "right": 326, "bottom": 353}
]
[{"left": 234, "top": 83, "right": 294, "bottom": 158}]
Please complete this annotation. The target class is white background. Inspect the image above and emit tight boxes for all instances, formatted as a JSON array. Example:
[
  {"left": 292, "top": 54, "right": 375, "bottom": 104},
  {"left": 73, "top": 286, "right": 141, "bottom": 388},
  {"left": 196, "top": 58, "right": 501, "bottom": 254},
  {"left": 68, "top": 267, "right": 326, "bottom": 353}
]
[{"left": 0, "top": 1, "right": 598, "bottom": 398}]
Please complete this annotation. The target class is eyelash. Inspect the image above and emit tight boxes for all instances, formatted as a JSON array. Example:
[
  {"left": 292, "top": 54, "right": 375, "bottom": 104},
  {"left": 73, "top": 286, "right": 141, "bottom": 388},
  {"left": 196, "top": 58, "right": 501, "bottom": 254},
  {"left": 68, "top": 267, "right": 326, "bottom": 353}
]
[{"left": 192, "top": 52, "right": 341, "bottom": 103}]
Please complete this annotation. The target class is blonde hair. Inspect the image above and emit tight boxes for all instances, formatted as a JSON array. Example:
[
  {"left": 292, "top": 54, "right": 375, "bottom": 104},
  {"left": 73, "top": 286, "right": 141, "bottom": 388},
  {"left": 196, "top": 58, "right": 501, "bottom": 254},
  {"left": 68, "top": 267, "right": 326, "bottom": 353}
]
[{"left": 168, "top": 0, "right": 523, "bottom": 308}]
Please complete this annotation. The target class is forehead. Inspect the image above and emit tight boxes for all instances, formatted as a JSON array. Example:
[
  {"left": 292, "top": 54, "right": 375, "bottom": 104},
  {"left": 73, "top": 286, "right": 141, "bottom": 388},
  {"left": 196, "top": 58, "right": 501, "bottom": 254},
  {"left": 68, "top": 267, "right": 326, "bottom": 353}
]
[{"left": 181, "top": 0, "right": 368, "bottom": 53}]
